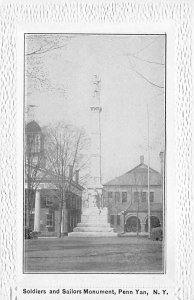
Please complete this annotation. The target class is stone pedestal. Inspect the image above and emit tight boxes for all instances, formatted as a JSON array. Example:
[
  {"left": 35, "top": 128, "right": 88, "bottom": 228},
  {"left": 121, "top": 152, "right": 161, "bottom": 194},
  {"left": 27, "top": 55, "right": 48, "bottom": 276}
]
[{"left": 69, "top": 189, "right": 117, "bottom": 237}]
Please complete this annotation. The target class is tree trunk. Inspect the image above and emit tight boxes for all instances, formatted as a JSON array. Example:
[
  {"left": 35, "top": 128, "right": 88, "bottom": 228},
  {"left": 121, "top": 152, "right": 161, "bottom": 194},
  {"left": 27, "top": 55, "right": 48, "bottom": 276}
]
[{"left": 58, "top": 195, "right": 63, "bottom": 238}]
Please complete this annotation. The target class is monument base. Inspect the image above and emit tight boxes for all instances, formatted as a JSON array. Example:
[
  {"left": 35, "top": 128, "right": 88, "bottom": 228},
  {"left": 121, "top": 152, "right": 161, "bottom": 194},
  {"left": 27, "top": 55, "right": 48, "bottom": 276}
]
[{"left": 68, "top": 207, "right": 117, "bottom": 237}]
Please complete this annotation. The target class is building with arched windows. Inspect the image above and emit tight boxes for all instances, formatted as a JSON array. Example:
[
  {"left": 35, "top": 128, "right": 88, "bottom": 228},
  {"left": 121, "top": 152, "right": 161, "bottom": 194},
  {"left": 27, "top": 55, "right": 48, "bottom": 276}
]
[{"left": 103, "top": 154, "right": 164, "bottom": 235}]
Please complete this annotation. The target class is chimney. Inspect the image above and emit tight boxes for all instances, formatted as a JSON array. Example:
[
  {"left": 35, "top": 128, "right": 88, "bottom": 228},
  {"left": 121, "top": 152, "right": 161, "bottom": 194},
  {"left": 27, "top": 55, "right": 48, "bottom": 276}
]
[
  {"left": 140, "top": 155, "right": 144, "bottom": 164},
  {"left": 159, "top": 152, "right": 164, "bottom": 176},
  {"left": 75, "top": 170, "right": 79, "bottom": 184},
  {"left": 68, "top": 165, "right": 73, "bottom": 179}
]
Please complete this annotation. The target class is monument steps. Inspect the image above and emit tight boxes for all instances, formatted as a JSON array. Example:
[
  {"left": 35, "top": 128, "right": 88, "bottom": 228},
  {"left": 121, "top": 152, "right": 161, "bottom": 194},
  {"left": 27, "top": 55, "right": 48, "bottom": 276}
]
[
  {"left": 77, "top": 223, "right": 111, "bottom": 227},
  {"left": 68, "top": 206, "right": 118, "bottom": 237},
  {"left": 68, "top": 232, "right": 117, "bottom": 237},
  {"left": 73, "top": 226, "right": 114, "bottom": 232}
]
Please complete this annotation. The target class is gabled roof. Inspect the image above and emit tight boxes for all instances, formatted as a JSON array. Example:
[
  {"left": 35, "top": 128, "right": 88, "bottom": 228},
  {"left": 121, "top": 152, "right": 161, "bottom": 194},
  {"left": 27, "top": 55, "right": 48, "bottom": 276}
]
[{"left": 103, "top": 163, "right": 162, "bottom": 186}]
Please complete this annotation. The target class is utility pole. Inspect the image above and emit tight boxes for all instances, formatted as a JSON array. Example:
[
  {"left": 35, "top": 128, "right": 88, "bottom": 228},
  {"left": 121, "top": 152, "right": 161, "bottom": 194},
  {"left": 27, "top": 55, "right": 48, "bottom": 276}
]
[
  {"left": 147, "top": 105, "right": 151, "bottom": 238},
  {"left": 136, "top": 194, "right": 139, "bottom": 238}
]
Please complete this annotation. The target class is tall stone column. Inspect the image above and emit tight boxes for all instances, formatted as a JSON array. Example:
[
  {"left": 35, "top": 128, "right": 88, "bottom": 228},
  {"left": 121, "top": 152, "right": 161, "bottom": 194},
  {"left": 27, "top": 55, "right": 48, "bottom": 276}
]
[
  {"left": 34, "top": 190, "right": 40, "bottom": 232},
  {"left": 87, "top": 75, "right": 103, "bottom": 209},
  {"left": 90, "top": 107, "right": 102, "bottom": 189},
  {"left": 68, "top": 76, "right": 117, "bottom": 236}
]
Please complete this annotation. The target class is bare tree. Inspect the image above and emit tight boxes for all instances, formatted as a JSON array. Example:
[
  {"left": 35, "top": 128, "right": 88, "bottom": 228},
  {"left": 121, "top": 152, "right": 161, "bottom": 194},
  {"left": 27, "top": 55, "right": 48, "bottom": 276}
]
[
  {"left": 25, "top": 34, "right": 75, "bottom": 96},
  {"left": 44, "top": 122, "right": 89, "bottom": 237},
  {"left": 124, "top": 37, "right": 165, "bottom": 90}
]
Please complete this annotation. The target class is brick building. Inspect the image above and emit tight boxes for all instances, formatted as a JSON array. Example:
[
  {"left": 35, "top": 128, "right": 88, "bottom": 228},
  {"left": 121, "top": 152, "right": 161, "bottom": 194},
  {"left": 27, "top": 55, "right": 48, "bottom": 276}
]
[
  {"left": 103, "top": 155, "right": 164, "bottom": 234},
  {"left": 25, "top": 120, "right": 84, "bottom": 236}
]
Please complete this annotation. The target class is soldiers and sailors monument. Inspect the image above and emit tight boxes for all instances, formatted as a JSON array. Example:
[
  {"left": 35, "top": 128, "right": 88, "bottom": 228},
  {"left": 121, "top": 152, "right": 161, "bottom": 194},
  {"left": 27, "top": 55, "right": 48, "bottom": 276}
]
[{"left": 69, "top": 76, "right": 117, "bottom": 237}]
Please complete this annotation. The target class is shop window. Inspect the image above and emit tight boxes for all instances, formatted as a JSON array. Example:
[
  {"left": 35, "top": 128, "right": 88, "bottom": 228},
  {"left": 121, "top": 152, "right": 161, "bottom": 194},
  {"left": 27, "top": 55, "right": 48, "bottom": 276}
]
[
  {"left": 122, "top": 192, "right": 127, "bottom": 203},
  {"left": 46, "top": 214, "right": 53, "bottom": 227},
  {"left": 117, "top": 215, "right": 121, "bottom": 225}
]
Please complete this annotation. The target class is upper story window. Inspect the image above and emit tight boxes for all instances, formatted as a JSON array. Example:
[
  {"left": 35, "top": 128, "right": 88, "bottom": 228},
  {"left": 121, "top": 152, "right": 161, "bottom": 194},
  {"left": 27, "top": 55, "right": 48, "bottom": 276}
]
[
  {"left": 142, "top": 192, "right": 147, "bottom": 202},
  {"left": 27, "top": 133, "right": 41, "bottom": 154},
  {"left": 41, "top": 195, "right": 53, "bottom": 208},
  {"left": 34, "top": 134, "right": 41, "bottom": 152},
  {"left": 134, "top": 191, "right": 139, "bottom": 203},
  {"left": 122, "top": 192, "right": 127, "bottom": 203},
  {"left": 150, "top": 192, "right": 154, "bottom": 202},
  {"left": 46, "top": 196, "right": 53, "bottom": 207},
  {"left": 115, "top": 192, "right": 120, "bottom": 203}
]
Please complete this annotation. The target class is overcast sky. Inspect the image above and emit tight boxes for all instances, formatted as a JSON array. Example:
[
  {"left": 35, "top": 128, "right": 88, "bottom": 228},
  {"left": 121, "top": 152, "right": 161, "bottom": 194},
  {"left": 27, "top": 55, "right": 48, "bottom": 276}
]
[{"left": 26, "top": 34, "right": 165, "bottom": 183}]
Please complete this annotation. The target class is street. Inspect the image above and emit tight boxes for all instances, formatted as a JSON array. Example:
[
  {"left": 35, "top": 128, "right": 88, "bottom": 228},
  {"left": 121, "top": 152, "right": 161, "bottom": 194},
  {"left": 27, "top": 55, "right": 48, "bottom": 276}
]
[{"left": 24, "top": 236, "right": 163, "bottom": 273}]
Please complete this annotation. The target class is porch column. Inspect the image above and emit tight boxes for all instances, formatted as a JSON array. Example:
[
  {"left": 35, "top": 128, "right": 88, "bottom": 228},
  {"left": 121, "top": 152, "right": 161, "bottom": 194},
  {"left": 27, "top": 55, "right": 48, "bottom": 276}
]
[{"left": 34, "top": 190, "right": 40, "bottom": 232}]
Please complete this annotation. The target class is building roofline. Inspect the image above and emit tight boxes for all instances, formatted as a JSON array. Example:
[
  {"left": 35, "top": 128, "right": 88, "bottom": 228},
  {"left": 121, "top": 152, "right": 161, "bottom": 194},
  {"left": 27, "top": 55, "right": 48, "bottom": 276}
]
[
  {"left": 25, "top": 165, "right": 84, "bottom": 191},
  {"left": 126, "top": 163, "right": 160, "bottom": 175},
  {"left": 103, "top": 162, "right": 161, "bottom": 186}
]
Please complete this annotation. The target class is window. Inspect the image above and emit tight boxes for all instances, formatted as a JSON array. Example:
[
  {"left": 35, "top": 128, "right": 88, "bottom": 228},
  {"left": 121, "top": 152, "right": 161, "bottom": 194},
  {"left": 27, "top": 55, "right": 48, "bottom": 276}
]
[
  {"left": 142, "top": 192, "right": 147, "bottom": 202},
  {"left": 150, "top": 192, "right": 154, "bottom": 202},
  {"left": 72, "top": 197, "right": 76, "bottom": 209},
  {"left": 117, "top": 215, "right": 121, "bottom": 225},
  {"left": 76, "top": 198, "right": 81, "bottom": 209},
  {"left": 122, "top": 192, "right": 127, "bottom": 203},
  {"left": 108, "top": 191, "right": 113, "bottom": 199},
  {"left": 46, "top": 214, "right": 53, "bottom": 227},
  {"left": 27, "top": 133, "right": 41, "bottom": 153},
  {"left": 41, "top": 195, "right": 52, "bottom": 208},
  {"left": 77, "top": 213, "right": 81, "bottom": 223},
  {"left": 34, "top": 134, "right": 41, "bottom": 152},
  {"left": 115, "top": 192, "right": 120, "bottom": 203},
  {"left": 134, "top": 191, "right": 139, "bottom": 202},
  {"left": 66, "top": 198, "right": 71, "bottom": 209},
  {"left": 46, "top": 196, "right": 53, "bottom": 207},
  {"left": 110, "top": 215, "right": 114, "bottom": 225},
  {"left": 41, "top": 196, "right": 46, "bottom": 208}
]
